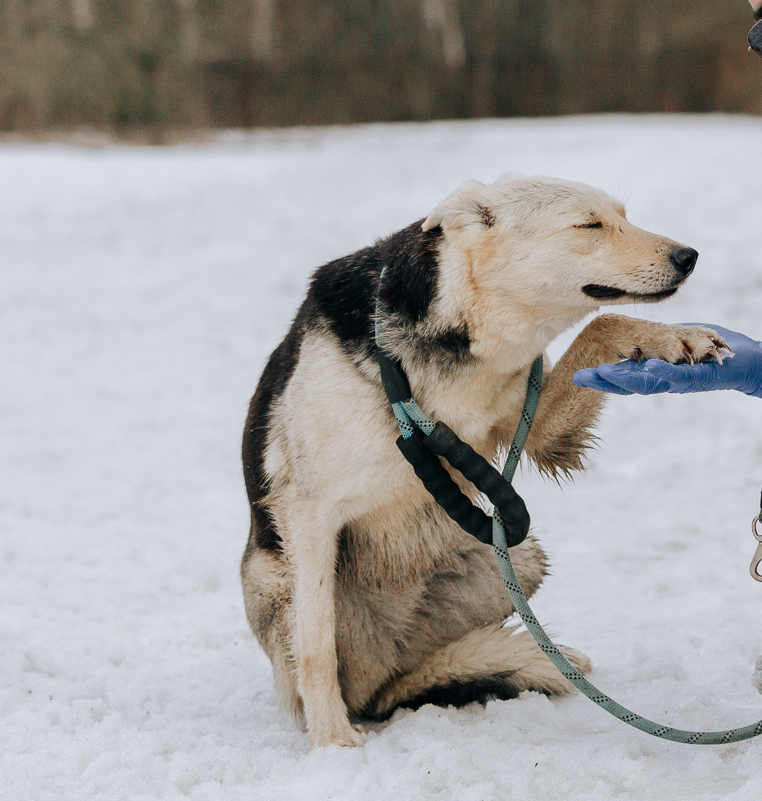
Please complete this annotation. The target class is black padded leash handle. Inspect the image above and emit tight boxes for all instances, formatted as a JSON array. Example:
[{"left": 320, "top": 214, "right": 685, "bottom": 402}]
[
  {"left": 379, "top": 344, "right": 531, "bottom": 547},
  {"left": 397, "top": 430, "right": 493, "bottom": 544},
  {"left": 424, "top": 422, "right": 530, "bottom": 547}
]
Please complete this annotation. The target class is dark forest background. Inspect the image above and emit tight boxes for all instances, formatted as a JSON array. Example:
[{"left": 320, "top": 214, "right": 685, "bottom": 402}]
[{"left": 1, "top": 0, "right": 761, "bottom": 135}]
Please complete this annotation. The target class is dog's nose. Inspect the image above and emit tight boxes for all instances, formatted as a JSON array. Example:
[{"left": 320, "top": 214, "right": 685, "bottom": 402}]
[{"left": 669, "top": 246, "right": 698, "bottom": 277}]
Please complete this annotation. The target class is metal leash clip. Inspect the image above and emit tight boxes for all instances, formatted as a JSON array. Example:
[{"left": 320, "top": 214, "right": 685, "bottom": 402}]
[{"left": 751, "top": 513, "right": 762, "bottom": 582}]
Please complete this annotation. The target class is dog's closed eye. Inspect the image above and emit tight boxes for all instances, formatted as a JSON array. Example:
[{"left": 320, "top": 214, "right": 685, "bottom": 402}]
[{"left": 574, "top": 221, "right": 603, "bottom": 229}]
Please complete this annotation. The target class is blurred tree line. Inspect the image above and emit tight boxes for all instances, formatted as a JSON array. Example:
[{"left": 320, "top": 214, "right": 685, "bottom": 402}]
[{"left": 1, "top": 0, "right": 760, "bottom": 134}]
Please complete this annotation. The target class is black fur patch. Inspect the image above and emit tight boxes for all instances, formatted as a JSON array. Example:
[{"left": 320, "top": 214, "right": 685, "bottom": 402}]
[
  {"left": 309, "top": 219, "right": 445, "bottom": 359},
  {"left": 422, "top": 323, "right": 472, "bottom": 364},
  {"left": 242, "top": 304, "right": 309, "bottom": 552},
  {"left": 402, "top": 673, "right": 521, "bottom": 709},
  {"left": 376, "top": 221, "right": 444, "bottom": 326},
  {"left": 242, "top": 218, "right": 471, "bottom": 554},
  {"left": 367, "top": 672, "right": 521, "bottom": 720}
]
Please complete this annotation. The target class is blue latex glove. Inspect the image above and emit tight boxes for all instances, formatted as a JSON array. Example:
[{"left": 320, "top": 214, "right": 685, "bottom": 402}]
[{"left": 573, "top": 324, "right": 762, "bottom": 398}]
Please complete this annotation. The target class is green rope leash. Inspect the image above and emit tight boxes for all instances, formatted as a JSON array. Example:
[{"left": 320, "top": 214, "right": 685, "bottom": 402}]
[{"left": 389, "top": 353, "right": 762, "bottom": 744}]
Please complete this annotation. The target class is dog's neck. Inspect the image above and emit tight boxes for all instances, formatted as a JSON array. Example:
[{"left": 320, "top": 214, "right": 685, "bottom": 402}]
[
  {"left": 430, "top": 238, "right": 592, "bottom": 376},
  {"left": 468, "top": 301, "right": 588, "bottom": 373},
  {"left": 377, "top": 229, "right": 595, "bottom": 445}
]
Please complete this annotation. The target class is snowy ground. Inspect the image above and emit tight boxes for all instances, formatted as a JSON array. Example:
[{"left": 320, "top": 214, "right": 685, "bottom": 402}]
[{"left": 2, "top": 115, "right": 762, "bottom": 800}]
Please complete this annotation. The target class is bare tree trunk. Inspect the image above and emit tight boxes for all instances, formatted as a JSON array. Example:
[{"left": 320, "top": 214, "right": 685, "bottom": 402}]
[
  {"left": 177, "top": 0, "right": 200, "bottom": 60},
  {"left": 251, "top": 0, "right": 275, "bottom": 61},
  {"left": 421, "top": 0, "right": 466, "bottom": 68},
  {"left": 71, "top": 0, "right": 94, "bottom": 31},
  {"left": 5, "top": 0, "right": 25, "bottom": 44}
]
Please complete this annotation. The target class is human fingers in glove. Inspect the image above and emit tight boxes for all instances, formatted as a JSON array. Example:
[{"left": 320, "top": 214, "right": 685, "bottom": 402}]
[{"left": 573, "top": 324, "right": 762, "bottom": 398}]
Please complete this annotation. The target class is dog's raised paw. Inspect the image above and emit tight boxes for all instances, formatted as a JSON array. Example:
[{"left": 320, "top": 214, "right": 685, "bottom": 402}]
[
  {"left": 623, "top": 324, "right": 729, "bottom": 366},
  {"left": 669, "top": 326, "right": 731, "bottom": 365}
]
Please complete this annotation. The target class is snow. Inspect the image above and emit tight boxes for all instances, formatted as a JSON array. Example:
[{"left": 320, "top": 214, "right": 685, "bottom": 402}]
[{"left": 2, "top": 115, "right": 762, "bottom": 800}]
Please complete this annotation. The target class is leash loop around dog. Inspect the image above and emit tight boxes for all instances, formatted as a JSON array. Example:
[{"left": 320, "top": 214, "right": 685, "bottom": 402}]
[{"left": 375, "top": 266, "right": 762, "bottom": 744}]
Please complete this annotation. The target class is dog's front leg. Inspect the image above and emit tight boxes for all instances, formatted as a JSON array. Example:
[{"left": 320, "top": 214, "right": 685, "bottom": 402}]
[
  {"left": 524, "top": 314, "right": 725, "bottom": 477},
  {"left": 289, "top": 503, "right": 365, "bottom": 750}
]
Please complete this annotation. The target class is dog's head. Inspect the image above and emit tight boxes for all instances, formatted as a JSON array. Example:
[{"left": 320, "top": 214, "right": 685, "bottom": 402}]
[{"left": 423, "top": 175, "right": 697, "bottom": 336}]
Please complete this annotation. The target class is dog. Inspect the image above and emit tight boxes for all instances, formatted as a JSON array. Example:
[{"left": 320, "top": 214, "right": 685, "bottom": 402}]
[{"left": 241, "top": 175, "right": 725, "bottom": 749}]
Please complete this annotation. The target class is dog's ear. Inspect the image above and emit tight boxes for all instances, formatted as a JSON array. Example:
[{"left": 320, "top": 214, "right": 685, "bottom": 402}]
[{"left": 422, "top": 180, "right": 499, "bottom": 232}]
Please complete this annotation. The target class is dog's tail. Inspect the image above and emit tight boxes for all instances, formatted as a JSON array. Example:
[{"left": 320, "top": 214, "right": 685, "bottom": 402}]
[{"left": 367, "top": 623, "right": 591, "bottom": 719}]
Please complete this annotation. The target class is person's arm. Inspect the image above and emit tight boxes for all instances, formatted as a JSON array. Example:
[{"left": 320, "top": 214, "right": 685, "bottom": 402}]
[
  {"left": 573, "top": 325, "right": 762, "bottom": 397},
  {"left": 750, "top": 1, "right": 762, "bottom": 21}
]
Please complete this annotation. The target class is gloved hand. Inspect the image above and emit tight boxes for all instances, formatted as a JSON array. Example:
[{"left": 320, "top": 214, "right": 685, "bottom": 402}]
[{"left": 573, "top": 324, "right": 762, "bottom": 398}]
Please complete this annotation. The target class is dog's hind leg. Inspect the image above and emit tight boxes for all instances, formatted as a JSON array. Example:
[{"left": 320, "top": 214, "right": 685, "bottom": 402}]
[
  {"left": 241, "top": 545, "right": 302, "bottom": 720},
  {"left": 365, "top": 535, "right": 590, "bottom": 719},
  {"left": 369, "top": 623, "right": 591, "bottom": 719}
]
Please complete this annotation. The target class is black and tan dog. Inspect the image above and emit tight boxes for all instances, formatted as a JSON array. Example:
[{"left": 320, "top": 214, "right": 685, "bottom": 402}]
[{"left": 241, "top": 175, "right": 725, "bottom": 749}]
